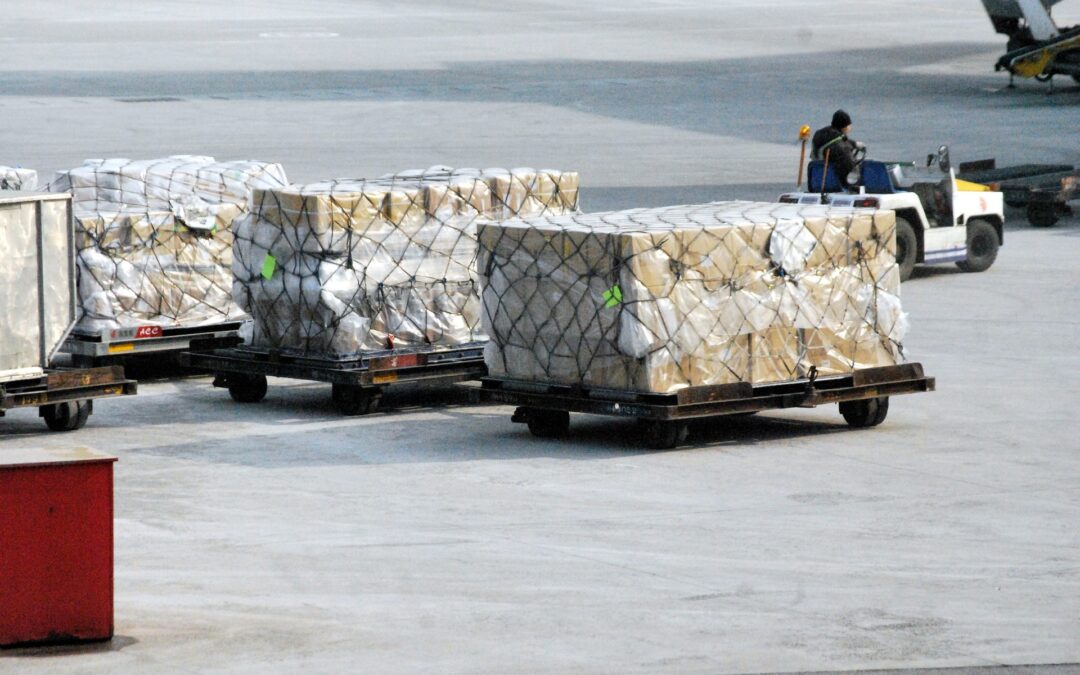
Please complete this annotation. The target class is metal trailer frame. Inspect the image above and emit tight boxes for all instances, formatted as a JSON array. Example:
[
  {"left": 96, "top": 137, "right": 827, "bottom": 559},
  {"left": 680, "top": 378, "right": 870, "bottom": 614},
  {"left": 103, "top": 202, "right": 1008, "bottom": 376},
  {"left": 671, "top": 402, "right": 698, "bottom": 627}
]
[
  {"left": 958, "top": 160, "right": 1079, "bottom": 227},
  {"left": 62, "top": 321, "right": 245, "bottom": 367},
  {"left": 0, "top": 366, "right": 138, "bottom": 432},
  {"left": 481, "top": 363, "right": 935, "bottom": 449},
  {"left": 181, "top": 343, "right": 488, "bottom": 415}
]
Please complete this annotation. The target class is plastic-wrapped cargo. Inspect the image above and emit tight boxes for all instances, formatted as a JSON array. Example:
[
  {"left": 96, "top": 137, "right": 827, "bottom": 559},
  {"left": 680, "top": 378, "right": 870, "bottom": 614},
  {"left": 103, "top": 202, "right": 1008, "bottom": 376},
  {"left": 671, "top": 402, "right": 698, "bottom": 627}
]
[
  {"left": 478, "top": 201, "right": 907, "bottom": 394},
  {"left": 233, "top": 167, "right": 580, "bottom": 358},
  {"left": 0, "top": 193, "right": 75, "bottom": 382},
  {"left": 0, "top": 166, "right": 37, "bottom": 191},
  {"left": 48, "top": 156, "right": 289, "bottom": 333}
]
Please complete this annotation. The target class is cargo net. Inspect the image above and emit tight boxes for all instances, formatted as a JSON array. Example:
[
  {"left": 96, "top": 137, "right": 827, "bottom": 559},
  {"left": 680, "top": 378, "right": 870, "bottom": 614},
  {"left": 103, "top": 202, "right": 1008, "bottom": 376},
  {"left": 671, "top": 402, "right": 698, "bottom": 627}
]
[
  {"left": 479, "top": 201, "right": 908, "bottom": 394},
  {"left": 233, "top": 167, "right": 580, "bottom": 359},
  {"left": 48, "top": 156, "right": 289, "bottom": 334},
  {"left": 0, "top": 166, "right": 37, "bottom": 190}
]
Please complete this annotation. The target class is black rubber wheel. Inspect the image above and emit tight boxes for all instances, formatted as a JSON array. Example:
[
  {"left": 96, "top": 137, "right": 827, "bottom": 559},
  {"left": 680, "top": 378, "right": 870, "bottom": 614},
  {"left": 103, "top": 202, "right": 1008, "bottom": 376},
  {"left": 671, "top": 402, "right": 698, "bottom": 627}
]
[
  {"left": 839, "top": 397, "right": 889, "bottom": 428},
  {"left": 227, "top": 373, "right": 268, "bottom": 403},
  {"left": 1026, "top": 203, "right": 1060, "bottom": 228},
  {"left": 42, "top": 400, "right": 92, "bottom": 432},
  {"left": 1004, "top": 196, "right": 1027, "bottom": 209},
  {"left": 641, "top": 420, "right": 689, "bottom": 449},
  {"left": 956, "top": 219, "right": 1000, "bottom": 273},
  {"left": 525, "top": 409, "right": 570, "bottom": 438},
  {"left": 894, "top": 216, "right": 918, "bottom": 282},
  {"left": 331, "top": 384, "right": 380, "bottom": 415}
]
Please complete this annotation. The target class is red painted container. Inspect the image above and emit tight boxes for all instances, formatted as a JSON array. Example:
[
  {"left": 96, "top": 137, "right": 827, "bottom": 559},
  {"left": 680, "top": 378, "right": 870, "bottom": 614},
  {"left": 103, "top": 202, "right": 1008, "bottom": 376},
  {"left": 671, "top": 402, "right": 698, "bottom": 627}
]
[{"left": 0, "top": 448, "right": 116, "bottom": 647}]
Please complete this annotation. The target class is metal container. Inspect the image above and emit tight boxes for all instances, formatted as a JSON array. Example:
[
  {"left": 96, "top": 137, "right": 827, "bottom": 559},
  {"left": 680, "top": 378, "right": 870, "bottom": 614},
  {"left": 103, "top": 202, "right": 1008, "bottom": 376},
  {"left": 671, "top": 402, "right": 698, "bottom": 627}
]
[
  {"left": 0, "top": 192, "right": 76, "bottom": 383},
  {"left": 0, "top": 448, "right": 116, "bottom": 646}
]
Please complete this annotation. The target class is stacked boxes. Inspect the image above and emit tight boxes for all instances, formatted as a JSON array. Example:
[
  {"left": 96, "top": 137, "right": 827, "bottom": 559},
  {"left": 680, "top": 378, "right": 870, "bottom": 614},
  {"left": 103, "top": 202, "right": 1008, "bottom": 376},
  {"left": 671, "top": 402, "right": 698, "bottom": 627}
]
[
  {"left": 49, "top": 156, "right": 288, "bottom": 333},
  {"left": 478, "top": 201, "right": 906, "bottom": 394},
  {"left": 232, "top": 167, "right": 580, "bottom": 358},
  {"left": 0, "top": 166, "right": 37, "bottom": 191}
]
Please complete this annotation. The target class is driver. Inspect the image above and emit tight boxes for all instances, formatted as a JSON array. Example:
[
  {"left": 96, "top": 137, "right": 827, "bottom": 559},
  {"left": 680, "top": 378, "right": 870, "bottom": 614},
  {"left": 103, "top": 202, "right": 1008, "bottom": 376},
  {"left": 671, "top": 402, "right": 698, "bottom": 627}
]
[{"left": 811, "top": 110, "right": 864, "bottom": 189}]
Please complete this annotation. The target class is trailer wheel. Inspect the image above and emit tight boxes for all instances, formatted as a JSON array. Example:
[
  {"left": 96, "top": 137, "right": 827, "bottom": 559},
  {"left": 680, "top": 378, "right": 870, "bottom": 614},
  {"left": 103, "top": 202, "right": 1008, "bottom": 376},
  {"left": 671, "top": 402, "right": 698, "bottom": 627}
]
[
  {"left": 839, "top": 396, "right": 889, "bottom": 428},
  {"left": 956, "top": 219, "right": 999, "bottom": 273},
  {"left": 894, "top": 216, "right": 918, "bottom": 282},
  {"left": 331, "top": 384, "right": 380, "bottom": 416},
  {"left": 41, "top": 400, "right": 92, "bottom": 432},
  {"left": 1026, "top": 203, "right": 1060, "bottom": 228},
  {"left": 641, "top": 420, "right": 689, "bottom": 449},
  {"left": 227, "top": 374, "right": 268, "bottom": 403},
  {"left": 525, "top": 409, "right": 570, "bottom": 438}
]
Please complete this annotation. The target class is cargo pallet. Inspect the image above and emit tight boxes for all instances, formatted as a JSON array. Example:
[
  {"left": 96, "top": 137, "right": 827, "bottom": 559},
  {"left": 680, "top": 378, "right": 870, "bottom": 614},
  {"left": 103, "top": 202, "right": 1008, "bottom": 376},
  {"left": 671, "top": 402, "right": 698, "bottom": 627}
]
[
  {"left": 181, "top": 343, "right": 488, "bottom": 415},
  {"left": 481, "top": 363, "right": 935, "bottom": 449},
  {"left": 958, "top": 160, "right": 1079, "bottom": 227},
  {"left": 63, "top": 321, "right": 244, "bottom": 367},
  {"left": 0, "top": 366, "right": 137, "bottom": 431}
]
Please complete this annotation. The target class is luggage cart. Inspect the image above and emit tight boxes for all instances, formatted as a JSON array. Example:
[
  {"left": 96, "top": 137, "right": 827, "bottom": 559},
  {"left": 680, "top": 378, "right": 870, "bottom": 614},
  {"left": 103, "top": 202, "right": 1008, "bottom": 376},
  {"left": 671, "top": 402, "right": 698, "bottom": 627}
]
[
  {"left": 63, "top": 321, "right": 244, "bottom": 367},
  {"left": 181, "top": 343, "right": 487, "bottom": 415},
  {"left": 959, "top": 159, "right": 1079, "bottom": 227},
  {"left": 481, "top": 363, "right": 935, "bottom": 449},
  {"left": 0, "top": 366, "right": 137, "bottom": 432}
]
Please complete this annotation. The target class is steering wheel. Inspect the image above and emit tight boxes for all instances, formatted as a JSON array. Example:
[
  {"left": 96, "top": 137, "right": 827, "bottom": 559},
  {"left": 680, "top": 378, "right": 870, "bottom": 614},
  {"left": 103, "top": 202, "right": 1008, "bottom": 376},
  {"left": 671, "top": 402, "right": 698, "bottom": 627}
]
[{"left": 852, "top": 143, "right": 868, "bottom": 164}]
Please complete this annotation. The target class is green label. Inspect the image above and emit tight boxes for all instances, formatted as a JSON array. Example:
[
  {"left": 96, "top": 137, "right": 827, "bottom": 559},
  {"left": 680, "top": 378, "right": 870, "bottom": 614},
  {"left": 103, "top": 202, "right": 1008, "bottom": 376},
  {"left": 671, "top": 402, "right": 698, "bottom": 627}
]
[
  {"left": 602, "top": 284, "right": 623, "bottom": 309},
  {"left": 261, "top": 254, "right": 277, "bottom": 280}
]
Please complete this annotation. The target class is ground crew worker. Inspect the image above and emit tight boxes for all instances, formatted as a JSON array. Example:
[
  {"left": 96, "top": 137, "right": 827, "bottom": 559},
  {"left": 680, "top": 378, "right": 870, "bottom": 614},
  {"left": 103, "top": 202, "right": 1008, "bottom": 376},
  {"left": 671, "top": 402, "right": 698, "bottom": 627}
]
[{"left": 811, "top": 110, "right": 863, "bottom": 189}]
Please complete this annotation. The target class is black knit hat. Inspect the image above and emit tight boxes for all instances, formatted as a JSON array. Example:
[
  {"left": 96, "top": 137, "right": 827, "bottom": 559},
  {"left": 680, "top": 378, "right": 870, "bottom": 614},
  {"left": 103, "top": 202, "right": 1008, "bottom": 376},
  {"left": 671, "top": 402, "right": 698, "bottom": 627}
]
[{"left": 832, "top": 109, "right": 852, "bottom": 129}]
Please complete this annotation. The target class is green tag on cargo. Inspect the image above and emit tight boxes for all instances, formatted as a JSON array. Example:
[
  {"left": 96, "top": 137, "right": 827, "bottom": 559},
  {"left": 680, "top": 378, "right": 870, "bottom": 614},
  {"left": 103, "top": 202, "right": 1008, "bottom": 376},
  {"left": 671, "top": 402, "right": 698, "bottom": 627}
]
[
  {"left": 261, "top": 254, "right": 277, "bottom": 280},
  {"left": 602, "top": 284, "right": 623, "bottom": 309}
]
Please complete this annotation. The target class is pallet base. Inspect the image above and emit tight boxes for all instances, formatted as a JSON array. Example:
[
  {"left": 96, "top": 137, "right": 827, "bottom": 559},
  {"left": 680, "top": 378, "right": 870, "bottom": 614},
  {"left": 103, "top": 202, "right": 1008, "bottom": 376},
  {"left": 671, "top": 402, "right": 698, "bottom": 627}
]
[
  {"left": 0, "top": 366, "right": 138, "bottom": 431},
  {"left": 182, "top": 344, "right": 488, "bottom": 415},
  {"left": 63, "top": 322, "right": 244, "bottom": 365},
  {"left": 482, "top": 364, "right": 935, "bottom": 448}
]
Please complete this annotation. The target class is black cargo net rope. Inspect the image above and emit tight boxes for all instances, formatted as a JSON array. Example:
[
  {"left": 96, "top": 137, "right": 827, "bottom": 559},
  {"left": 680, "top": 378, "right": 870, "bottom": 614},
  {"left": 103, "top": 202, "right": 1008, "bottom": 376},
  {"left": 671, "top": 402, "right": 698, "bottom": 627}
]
[
  {"left": 232, "top": 167, "right": 580, "bottom": 359},
  {"left": 51, "top": 157, "right": 289, "bottom": 333},
  {"left": 478, "top": 201, "right": 906, "bottom": 394}
]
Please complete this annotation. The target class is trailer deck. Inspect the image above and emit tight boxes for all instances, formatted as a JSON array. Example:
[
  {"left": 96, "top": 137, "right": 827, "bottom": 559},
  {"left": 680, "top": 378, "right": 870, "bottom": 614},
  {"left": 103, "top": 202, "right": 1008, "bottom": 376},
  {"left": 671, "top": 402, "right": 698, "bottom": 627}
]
[
  {"left": 182, "top": 343, "right": 487, "bottom": 415},
  {"left": 0, "top": 366, "right": 138, "bottom": 431},
  {"left": 63, "top": 321, "right": 245, "bottom": 367},
  {"left": 959, "top": 160, "right": 1079, "bottom": 227},
  {"left": 482, "top": 363, "right": 935, "bottom": 449}
]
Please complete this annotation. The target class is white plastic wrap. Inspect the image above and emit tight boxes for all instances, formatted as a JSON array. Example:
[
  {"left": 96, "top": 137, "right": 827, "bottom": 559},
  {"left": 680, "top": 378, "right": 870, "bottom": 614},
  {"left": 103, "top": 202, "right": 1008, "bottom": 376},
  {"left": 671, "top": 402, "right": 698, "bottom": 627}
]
[
  {"left": 0, "top": 166, "right": 37, "bottom": 191},
  {"left": 50, "top": 156, "right": 289, "bottom": 333},
  {"left": 233, "top": 167, "right": 580, "bottom": 358},
  {"left": 479, "top": 201, "right": 907, "bottom": 393}
]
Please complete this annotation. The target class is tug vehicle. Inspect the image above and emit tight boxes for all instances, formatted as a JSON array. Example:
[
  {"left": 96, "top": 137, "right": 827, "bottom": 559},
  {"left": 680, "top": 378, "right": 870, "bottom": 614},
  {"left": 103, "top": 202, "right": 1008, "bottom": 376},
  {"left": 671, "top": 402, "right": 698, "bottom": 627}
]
[{"left": 780, "top": 145, "right": 1004, "bottom": 281}]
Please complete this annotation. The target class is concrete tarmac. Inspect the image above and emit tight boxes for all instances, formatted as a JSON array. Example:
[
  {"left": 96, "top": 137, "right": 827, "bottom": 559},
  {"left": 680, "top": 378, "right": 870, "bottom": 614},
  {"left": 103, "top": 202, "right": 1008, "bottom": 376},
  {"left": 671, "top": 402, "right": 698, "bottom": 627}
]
[{"left": 1, "top": 1, "right": 1079, "bottom": 673}]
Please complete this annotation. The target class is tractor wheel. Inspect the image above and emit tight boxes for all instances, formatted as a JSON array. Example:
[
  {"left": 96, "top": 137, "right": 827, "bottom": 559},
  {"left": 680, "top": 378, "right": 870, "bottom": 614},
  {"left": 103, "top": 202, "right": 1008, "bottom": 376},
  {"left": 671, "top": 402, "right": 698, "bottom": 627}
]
[
  {"left": 956, "top": 219, "right": 999, "bottom": 273},
  {"left": 894, "top": 216, "right": 918, "bottom": 282},
  {"left": 331, "top": 384, "right": 380, "bottom": 415},
  {"left": 42, "top": 400, "right": 92, "bottom": 432},
  {"left": 525, "top": 409, "right": 570, "bottom": 438},
  {"left": 839, "top": 397, "right": 889, "bottom": 428},
  {"left": 227, "top": 373, "right": 268, "bottom": 403},
  {"left": 1026, "top": 203, "right": 1060, "bottom": 228},
  {"left": 641, "top": 420, "right": 689, "bottom": 449}
]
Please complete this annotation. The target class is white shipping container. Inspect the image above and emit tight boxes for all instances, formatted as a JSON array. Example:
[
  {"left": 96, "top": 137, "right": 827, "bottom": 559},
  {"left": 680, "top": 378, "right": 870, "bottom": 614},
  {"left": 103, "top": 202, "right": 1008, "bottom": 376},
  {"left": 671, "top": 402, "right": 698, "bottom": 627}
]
[{"left": 0, "top": 192, "right": 76, "bottom": 382}]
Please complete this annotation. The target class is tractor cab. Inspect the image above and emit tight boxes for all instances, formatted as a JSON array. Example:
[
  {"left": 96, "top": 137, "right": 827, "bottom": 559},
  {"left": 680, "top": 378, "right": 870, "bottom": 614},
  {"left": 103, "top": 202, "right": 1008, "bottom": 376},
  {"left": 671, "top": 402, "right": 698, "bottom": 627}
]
[
  {"left": 802, "top": 146, "right": 968, "bottom": 230},
  {"left": 780, "top": 144, "right": 1005, "bottom": 281}
]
